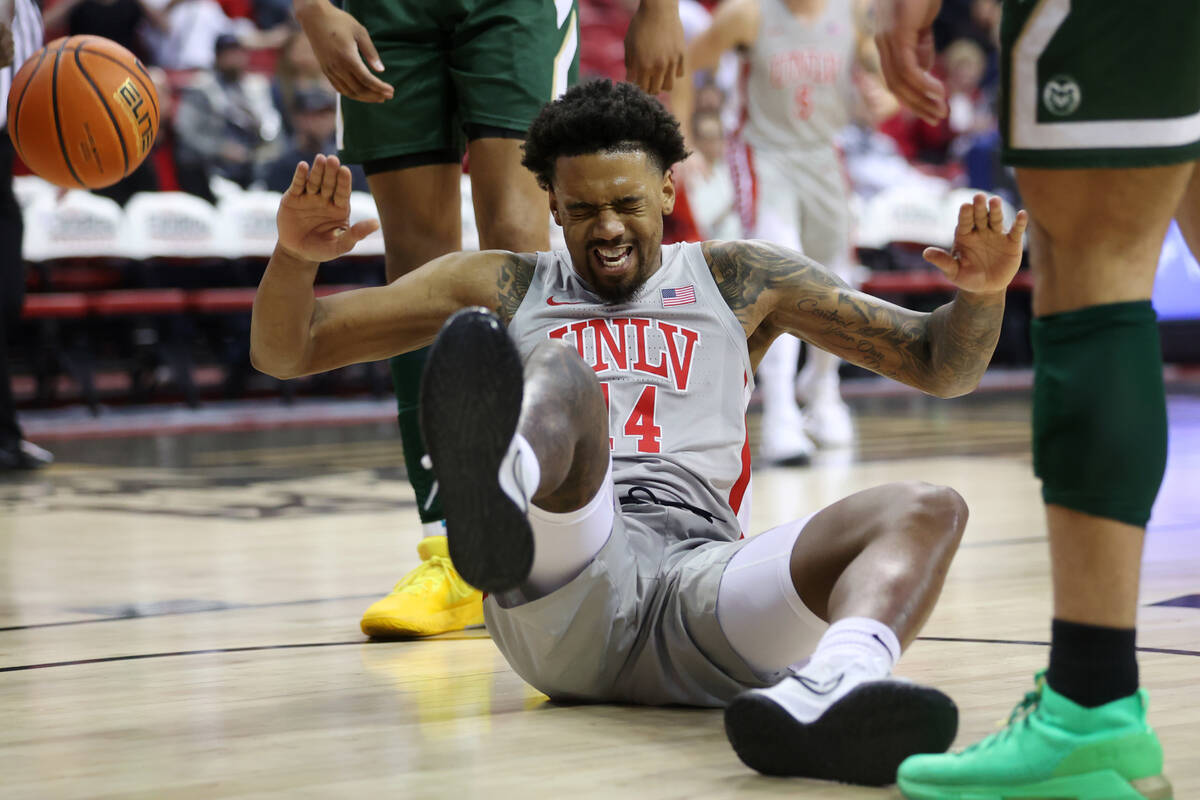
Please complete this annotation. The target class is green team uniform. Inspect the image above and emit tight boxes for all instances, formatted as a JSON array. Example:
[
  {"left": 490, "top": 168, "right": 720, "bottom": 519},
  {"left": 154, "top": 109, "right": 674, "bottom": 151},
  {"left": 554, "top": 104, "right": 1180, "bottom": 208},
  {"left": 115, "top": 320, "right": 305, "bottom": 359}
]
[
  {"left": 1000, "top": 0, "right": 1200, "bottom": 168},
  {"left": 338, "top": 0, "right": 580, "bottom": 166}
]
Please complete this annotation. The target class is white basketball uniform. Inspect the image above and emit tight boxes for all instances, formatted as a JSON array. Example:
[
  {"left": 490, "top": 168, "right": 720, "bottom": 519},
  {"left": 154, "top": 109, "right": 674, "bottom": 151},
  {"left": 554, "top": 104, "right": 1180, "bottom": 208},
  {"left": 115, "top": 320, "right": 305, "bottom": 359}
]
[
  {"left": 483, "top": 243, "right": 828, "bottom": 706},
  {"left": 730, "top": 0, "right": 859, "bottom": 455}
]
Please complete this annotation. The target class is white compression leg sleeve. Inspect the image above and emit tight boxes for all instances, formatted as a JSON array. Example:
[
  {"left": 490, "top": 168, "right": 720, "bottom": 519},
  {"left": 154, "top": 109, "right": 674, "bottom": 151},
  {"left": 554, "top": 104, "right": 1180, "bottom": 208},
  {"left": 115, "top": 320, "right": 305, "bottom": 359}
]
[
  {"left": 523, "top": 459, "right": 615, "bottom": 598},
  {"left": 716, "top": 514, "right": 828, "bottom": 677}
]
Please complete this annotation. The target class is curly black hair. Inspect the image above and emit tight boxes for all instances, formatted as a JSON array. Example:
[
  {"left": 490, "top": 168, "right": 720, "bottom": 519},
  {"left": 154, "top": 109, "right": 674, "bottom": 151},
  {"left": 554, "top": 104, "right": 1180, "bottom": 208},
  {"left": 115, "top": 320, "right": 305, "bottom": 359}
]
[{"left": 522, "top": 80, "right": 690, "bottom": 189}]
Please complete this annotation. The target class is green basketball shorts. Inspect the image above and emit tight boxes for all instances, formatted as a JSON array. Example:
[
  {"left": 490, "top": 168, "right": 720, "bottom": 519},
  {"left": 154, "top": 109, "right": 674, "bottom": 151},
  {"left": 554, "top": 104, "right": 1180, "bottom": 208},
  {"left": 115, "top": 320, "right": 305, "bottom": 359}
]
[
  {"left": 1000, "top": 0, "right": 1200, "bottom": 168},
  {"left": 338, "top": 0, "right": 579, "bottom": 166}
]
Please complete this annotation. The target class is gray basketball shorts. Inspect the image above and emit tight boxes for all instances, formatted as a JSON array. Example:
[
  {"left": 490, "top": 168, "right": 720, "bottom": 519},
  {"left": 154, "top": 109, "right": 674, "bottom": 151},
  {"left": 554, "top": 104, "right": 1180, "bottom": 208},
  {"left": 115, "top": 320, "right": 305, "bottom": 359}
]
[{"left": 483, "top": 502, "right": 776, "bottom": 708}]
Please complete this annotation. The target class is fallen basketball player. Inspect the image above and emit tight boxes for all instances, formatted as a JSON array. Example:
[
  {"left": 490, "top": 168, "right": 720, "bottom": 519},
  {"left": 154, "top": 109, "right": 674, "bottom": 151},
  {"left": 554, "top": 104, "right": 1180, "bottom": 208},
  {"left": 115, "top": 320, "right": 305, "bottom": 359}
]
[{"left": 249, "top": 80, "right": 1027, "bottom": 787}]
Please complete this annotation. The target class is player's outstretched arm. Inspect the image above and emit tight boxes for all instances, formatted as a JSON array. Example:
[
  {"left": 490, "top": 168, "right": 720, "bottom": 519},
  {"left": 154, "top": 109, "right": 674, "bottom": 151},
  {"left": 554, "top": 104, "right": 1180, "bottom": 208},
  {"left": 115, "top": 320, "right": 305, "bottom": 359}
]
[
  {"left": 704, "top": 194, "right": 1028, "bottom": 398},
  {"left": 251, "top": 155, "right": 528, "bottom": 379}
]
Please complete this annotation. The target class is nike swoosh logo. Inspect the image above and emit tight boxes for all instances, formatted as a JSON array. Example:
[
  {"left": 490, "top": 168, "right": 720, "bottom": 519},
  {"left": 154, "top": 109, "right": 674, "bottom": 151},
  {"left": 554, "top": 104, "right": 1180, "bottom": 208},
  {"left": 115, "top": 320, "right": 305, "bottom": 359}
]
[
  {"left": 546, "top": 297, "right": 587, "bottom": 306},
  {"left": 794, "top": 672, "right": 845, "bottom": 696}
]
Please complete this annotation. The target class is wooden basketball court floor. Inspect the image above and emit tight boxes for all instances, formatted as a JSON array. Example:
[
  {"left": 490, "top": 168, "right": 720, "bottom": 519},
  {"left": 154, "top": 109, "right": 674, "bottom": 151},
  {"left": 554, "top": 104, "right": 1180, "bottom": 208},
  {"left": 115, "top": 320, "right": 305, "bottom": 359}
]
[{"left": 2, "top": 388, "right": 1197, "bottom": 799}]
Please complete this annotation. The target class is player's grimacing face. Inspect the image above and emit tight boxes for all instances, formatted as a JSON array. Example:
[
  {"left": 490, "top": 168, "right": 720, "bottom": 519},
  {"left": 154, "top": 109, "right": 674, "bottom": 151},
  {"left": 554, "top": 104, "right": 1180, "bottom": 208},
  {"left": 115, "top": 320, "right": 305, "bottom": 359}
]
[{"left": 548, "top": 150, "right": 675, "bottom": 304}]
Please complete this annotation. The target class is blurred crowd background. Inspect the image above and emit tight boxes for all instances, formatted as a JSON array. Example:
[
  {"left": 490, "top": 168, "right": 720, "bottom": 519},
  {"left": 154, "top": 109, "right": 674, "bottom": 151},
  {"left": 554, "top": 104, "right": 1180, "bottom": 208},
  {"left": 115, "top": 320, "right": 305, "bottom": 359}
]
[
  {"left": 17, "top": 0, "right": 1193, "bottom": 412},
  {"left": 29, "top": 0, "right": 1010, "bottom": 224}
]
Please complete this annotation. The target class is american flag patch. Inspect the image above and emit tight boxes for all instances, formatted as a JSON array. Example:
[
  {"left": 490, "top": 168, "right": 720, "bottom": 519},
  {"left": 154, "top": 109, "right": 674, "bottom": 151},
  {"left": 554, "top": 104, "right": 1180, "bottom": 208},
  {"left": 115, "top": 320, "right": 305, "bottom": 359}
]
[{"left": 661, "top": 285, "right": 696, "bottom": 307}]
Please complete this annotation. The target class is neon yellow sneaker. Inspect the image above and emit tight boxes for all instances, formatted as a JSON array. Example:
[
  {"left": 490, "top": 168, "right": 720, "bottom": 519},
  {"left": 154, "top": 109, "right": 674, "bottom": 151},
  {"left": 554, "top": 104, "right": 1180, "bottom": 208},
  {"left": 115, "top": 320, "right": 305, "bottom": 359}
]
[
  {"left": 898, "top": 673, "right": 1173, "bottom": 800},
  {"left": 360, "top": 535, "right": 485, "bottom": 638}
]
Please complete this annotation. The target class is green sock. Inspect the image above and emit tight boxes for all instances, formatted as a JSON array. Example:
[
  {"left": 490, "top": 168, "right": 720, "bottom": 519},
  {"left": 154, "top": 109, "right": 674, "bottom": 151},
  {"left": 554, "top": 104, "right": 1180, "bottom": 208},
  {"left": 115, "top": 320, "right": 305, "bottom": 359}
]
[{"left": 390, "top": 349, "right": 443, "bottom": 524}]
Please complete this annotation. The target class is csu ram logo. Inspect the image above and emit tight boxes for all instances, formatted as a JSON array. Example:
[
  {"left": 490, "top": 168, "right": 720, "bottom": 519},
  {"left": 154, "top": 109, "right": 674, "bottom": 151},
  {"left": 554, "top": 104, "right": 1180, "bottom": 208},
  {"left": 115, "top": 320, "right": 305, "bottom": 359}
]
[
  {"left": 112, "top": 78, "right": 155, "bottom": 159},
  {"left": 1042, "top": 75, "right": 1081, "bottom": 117}
]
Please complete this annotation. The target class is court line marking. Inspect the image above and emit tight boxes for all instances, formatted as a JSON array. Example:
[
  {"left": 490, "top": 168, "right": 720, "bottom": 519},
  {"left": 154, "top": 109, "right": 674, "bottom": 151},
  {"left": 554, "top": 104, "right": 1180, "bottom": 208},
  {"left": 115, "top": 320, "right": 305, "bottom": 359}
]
[
  {"left": 1, "top": 634, "right": 1195, "bottom": 674},
  {"left": 0, "top": 594, "right": 383, "bottom": 632},
  {"left": 917, "top": 636, "right": 1200, "bottom": 658}
]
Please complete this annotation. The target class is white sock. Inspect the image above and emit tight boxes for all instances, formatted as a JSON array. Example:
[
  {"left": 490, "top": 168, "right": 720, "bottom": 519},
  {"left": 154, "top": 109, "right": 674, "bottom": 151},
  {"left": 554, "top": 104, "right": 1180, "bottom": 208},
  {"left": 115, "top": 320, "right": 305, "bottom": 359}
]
[
  {"left": 499, "top": 433, "right": 540, "bottom": 513},
  {"left": 808, "top": 617, "right": 901, "bottom": 680},
  {"left": 421, "top": 520, "right": 445, "bottom": 539}
]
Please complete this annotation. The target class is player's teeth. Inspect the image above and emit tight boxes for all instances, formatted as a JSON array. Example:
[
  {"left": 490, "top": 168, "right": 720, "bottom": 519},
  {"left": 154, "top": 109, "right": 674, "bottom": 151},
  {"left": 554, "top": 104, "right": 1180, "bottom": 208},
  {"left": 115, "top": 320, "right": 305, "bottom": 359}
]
[{"left": 597, "top": 246, "right": 631, "bottom": 261}]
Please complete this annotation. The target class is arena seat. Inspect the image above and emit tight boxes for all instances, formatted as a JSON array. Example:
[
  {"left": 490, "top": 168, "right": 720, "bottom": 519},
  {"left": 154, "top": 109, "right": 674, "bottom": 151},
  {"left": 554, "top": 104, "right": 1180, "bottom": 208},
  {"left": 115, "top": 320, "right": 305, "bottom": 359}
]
[
  {"left": 861, "top": 269, "right": 1033, "bottom": 295},
  {"left": 217, "top": 190, "right": 285, "bottom": 258},
  {"left": 20, "top": 292, "right": 97, "bottom": 409},
  {"left": 90, "top": 288, "right": 197, "bottom": 407},
  {"left": 11, "top": 174, "right": 57, "bottom": 210},
  {"left": 21, "top": 190, "right": 126, "bottom": 261},
  {"left": 120, "top": 191, "right": 226, "bottom": 259}
]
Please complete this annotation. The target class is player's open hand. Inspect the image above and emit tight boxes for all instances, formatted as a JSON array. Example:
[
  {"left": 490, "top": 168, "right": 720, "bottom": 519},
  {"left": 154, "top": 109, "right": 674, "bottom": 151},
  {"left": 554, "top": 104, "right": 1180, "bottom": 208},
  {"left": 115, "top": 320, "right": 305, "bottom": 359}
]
[
  {"left": 923, "top": 194, "right": 1028, "bottom": 295},
  {"left": 874, "top": 0, "right": 946, "bottom": 124},
  {"left": 276, "top": 154, "right": 380, "bottom": 264},
  {"left": 294, "top": 0, "right": 393, "bottom": 103},
  {"left": 625, "top": 0, "right": 685, "bottom": 95}
]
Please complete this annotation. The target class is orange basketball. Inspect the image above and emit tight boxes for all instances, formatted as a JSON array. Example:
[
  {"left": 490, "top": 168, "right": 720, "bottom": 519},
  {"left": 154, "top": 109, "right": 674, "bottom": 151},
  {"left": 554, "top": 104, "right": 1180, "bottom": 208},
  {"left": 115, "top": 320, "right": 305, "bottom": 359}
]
[{"left": 6, "top": 35, "right": 160, "bottom": 189}]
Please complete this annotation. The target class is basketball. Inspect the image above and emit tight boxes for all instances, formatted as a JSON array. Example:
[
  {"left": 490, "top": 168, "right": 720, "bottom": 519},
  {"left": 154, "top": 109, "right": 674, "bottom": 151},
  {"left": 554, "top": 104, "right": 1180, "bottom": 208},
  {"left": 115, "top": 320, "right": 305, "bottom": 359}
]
[{"left": 5, "top": 35, "right": 159, "bottom": 189}]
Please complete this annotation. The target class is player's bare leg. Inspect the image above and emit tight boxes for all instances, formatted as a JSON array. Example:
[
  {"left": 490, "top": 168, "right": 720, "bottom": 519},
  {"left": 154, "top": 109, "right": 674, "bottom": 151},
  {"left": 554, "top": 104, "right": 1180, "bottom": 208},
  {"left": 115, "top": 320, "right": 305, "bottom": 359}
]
[
  {"left": 787, "top": 481, "right": 966, "bottom": 644},
  {"left": 899, "top": 165, "right": 1191, "bottom": 799},
  {"left": 421, "top": 309, "right": 610, "bottom": 593},
  {"left": 359, "top": 163, "right": 476, "bottom": 638},
  {"left": 1022, "top": 165, "right": 1190, "bottom": 633},
  {"left": 1173, "top": 162, "right": 1200, "bottom": 260},
  {"left": 467, "top": 137, "right": 551, "bottom": 251},
  {"left": 723, "top": 482, "right": 965, "bottom": 785}
]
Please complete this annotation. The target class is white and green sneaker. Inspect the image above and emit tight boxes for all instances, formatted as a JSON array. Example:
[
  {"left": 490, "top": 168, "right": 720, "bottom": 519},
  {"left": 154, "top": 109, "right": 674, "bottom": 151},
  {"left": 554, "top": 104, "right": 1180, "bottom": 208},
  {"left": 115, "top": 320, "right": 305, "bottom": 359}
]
[{"left": 898, "top": 673, "right": 1172, "bottom": 800}]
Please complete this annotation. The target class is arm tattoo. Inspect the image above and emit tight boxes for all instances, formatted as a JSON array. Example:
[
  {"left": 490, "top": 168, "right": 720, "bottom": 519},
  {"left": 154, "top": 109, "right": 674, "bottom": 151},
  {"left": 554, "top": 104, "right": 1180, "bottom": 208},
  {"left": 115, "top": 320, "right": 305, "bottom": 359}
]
[
  {"left": 495, "top": 253, "right": 537, "bottom": 325},
  {"left": 703, "top": 239, "right": 1005, "bottom": 397}
]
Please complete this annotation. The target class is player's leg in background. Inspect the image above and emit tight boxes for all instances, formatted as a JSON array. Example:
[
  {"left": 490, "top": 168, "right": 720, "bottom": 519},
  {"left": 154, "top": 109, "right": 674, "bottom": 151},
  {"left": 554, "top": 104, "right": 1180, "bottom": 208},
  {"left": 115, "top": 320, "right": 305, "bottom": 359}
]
[
  {"left": 0, "top": 131, "right": 26, "bottom": 468},
  {"left": 746, "top": 149, "right": 814, "bottom": 465},
  {"left": 421, "top": 309, "right": 612, "bottom": 595},
  {"left": 355, "top": 163, "right": 472, "bottom": 638},
  {"left": 0, "top": 131, "right": 50, "bottom": 472},
  {"left": 457, "top": 0, "right": 577, "bottom": 254},
  {"left": 332, "top": 0, "right": 488, "bottom": 637},
  {"left": 467, "top": 134, "right": 550, "bottom": 252},
  {"left": 1173, "top": 164, "right": 1200, "bottom": 260},
  {"left": 899, "top": 165, "right": 1192, "bottom": 800},
  {"left": 795, "top": 156, "right": 856, "bottom": 448},
  {"left": 720, "top": 481, "right": 966, "bottom": 784},
  {"left": 369, "top": 162, "right": 463, "bottom": 531},
  {"left": 359, "top": 161, "right": 477, "bottom": 638}
]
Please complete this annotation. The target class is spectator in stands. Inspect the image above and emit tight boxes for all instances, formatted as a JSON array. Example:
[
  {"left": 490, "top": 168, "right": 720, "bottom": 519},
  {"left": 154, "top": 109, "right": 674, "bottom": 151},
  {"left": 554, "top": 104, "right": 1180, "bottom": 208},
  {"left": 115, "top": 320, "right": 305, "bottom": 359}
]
[
  {"left": 139, "top": 0, "right": 288, "bottom": 70},
  {"left": 271, "top": 28, "right": 332, "bottom": 137},
  {"left": 259, "top": 87, "right": 366, "bottom": 192},
  {"left": 174, "top": 33, "right": 282, "bottom": 199},
  {"left": 42, "top": 0, "right": 165, "bottom": 64},
  {"left": 683, "top": 108, "right": 740, "bottom": 241}
]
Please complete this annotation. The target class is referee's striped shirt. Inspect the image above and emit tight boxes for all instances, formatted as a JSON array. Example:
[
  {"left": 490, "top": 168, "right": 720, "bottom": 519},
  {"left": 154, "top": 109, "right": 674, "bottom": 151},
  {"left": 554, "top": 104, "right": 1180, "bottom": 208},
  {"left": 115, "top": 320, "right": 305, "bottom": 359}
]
[{"left": 1, "top": 0, "right": 44, "bottom": 130}]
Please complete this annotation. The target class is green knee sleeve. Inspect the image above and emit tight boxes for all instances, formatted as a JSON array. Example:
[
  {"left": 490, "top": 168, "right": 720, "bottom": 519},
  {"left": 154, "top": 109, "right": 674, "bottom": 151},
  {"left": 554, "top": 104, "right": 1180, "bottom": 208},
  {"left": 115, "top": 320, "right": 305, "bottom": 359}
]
[
  {"left": 1032, "top": 301, "right": 1167, "bottom": 527},
  {"left": 390, "top": 349, "right": 443, "bottom": 523}
]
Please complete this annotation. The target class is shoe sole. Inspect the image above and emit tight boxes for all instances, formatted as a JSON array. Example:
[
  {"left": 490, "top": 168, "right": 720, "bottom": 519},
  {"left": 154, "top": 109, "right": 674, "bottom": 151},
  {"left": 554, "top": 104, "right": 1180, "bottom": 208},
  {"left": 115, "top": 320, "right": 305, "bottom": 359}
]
[
  {"left": 897, "top": 773, "right": 1173, "bottom": 800},
  {"left": 724, "top": 681, "right": 958, "bottom": 786},
  {"left": 420, "top": 308, "right": 533, "bottom": 594},
  {"left": 360, "top": 606, "right": 486, "bottom": 639}
]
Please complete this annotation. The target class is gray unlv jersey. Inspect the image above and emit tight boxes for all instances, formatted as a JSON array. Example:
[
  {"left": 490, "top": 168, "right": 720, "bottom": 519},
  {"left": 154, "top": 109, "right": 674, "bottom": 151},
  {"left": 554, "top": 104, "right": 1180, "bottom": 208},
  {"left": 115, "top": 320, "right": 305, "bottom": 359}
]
[
  {"left": 507, "top": 242, "right": 754, "bottom": 535},
  {"left": 741, "top": 0, "right": 857, "bottom": 153}
]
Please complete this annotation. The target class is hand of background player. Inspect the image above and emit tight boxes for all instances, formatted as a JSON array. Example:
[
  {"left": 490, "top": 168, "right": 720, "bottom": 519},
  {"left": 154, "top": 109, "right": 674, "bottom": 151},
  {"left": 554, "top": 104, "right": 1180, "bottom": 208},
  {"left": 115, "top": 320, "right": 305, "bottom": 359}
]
[
  {"left": 625, "top": 0, "right": 685, "bottom": 94},
  {"left": 874, "top": 0, "right": 946, "bottom": 124},
  {"left": 276, "top": 155, "right": 380, "bottom": 264},
  {"left": 923, "top": 194, "right": 1028, "bottom": 295},
  {"left": 294, "top": 0, "right": 393, "bottom": 103}
]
